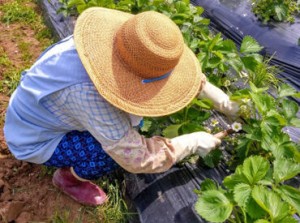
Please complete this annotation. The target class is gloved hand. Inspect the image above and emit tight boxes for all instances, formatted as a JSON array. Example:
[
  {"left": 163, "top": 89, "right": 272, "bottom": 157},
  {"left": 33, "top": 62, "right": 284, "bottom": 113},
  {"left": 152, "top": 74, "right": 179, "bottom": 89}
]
[
  {"left": 171, "top": 131, "right": 221, "bottom": 162},
  {"left": 198, "top": 82, "right": 240, "bottom": 120}
]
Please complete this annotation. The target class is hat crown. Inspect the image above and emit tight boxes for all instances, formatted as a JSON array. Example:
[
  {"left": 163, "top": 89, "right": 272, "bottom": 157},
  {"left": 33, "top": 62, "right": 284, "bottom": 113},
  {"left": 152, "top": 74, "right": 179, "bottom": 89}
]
[{"left": 115, "top": 11, "right": 184, "bottom": 79}]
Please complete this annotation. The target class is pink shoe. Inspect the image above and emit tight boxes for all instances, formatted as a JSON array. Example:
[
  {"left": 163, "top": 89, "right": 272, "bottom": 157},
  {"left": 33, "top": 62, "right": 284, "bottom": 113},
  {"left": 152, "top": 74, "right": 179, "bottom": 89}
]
[{"left": 52, "top": 168, "right": 107, "bottom": 206}]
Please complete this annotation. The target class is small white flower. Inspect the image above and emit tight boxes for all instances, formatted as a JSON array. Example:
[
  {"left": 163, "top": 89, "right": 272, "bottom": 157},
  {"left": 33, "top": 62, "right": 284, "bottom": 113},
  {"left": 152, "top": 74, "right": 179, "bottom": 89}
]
[
  {"left": 242, "top": 98, "right": 250, "bottom": 103},
  {"left": 231, "top": 122, "right": 242, "bottom": 132},
  {"left": 240, "top": 71, "right": 248, "bottom": 77},
  {"left": 224, "top": 80, "right": 231, "bottom": 87},
  {"left": 210, "top": 119, "right": 219, "bottom": 127}
]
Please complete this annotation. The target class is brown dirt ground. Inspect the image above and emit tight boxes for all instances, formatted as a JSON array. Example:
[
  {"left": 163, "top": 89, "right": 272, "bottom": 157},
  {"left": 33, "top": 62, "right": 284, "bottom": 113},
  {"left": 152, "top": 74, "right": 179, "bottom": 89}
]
[{"left": 0, "top": 1, "right": 91, "bottom": 222}]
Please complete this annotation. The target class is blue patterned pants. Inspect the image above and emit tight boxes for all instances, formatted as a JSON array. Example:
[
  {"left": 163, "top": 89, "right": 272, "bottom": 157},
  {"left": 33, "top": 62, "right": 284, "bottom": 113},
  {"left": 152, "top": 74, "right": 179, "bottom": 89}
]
[{"left": 43, "top": 131, "right": 119, "bottom": 180}]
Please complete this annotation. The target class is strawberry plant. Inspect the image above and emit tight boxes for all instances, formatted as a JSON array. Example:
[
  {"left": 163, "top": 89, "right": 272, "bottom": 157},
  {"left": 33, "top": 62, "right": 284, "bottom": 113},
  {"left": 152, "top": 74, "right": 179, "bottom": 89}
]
[
  {"left": 195, "top": 155, "right": 300, "bottom": 223},
  {"left": 194, "top": 82, "right": 300, "bottom": 222},
  {"left": 251, "top": 0, "right": 300, "bottom": 23}
]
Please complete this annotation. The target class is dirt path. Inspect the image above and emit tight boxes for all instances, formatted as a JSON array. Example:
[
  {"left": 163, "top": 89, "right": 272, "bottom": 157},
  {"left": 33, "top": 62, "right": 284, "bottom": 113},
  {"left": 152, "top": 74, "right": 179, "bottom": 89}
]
[{"left": 0, "top": 1, "right": 88, "bottom": 222}]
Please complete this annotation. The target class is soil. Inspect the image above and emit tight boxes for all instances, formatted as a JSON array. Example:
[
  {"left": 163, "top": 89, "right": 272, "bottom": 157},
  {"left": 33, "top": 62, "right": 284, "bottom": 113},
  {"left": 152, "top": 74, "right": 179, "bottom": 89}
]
[{"left": 0, "top": 1, "right": 88, "bottom": 222}]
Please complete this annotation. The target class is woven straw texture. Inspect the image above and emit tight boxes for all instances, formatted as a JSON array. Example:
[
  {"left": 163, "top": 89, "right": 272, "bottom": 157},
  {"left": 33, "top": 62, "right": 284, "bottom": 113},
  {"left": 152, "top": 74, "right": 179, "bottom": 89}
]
[{"left": 74, "top": 7, "right": 204, "bottom": 117}]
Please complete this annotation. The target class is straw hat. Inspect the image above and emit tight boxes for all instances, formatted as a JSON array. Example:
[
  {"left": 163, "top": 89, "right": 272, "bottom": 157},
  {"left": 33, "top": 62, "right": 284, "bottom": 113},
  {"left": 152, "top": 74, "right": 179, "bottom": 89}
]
[{"left": 74, "top": 7, "right": 204, "bottom": 117}]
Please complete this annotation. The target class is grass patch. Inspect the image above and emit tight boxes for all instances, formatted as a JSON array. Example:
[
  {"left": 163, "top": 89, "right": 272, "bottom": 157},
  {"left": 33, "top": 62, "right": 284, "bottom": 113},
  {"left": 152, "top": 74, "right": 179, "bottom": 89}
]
[
  {"left": 50, "top": 207, "right": 86, "bottom": 223},
  {"left": 0, "top": 67, "right": 23, "bottom": 95},
  {"left": 40, "top": 166, "right": 57, "bottom": 177},
  {"left": 18, "top": 41, "right": 33, "bottom": 64},
  {"left": 1, "top": 0, "right": 37, "bottom": 25},
  {"left": 0, "top": 47, "right": 12, "bottom": 67},
  {"left": 0, "top": 0, "right": 54, "bottom": 96},
  {"left": 90, "top": 178, "right": 136, "bottom": 223}
]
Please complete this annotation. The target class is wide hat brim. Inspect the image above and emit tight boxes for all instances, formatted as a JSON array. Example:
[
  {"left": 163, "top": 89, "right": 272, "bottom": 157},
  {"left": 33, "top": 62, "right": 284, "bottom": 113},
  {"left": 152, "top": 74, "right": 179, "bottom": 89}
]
[{"left": 74, "top": 7, "right": 203, "bottom": 117}]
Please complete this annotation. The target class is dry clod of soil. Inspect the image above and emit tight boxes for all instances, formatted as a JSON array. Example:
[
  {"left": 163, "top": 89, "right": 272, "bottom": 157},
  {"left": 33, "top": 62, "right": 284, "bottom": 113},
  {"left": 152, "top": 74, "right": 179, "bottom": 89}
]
[
  {"left": 15, "top": 211, "right": 32, "bottom": 223},
  {"left": 0, "top": 201, "right": 25, "bottom": 222}
]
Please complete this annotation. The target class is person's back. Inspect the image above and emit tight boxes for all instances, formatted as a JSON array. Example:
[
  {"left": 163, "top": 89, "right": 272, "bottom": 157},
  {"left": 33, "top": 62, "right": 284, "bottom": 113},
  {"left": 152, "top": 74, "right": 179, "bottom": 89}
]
[{"left": 4, "top": 35, "right": 91, "bottom": 163}]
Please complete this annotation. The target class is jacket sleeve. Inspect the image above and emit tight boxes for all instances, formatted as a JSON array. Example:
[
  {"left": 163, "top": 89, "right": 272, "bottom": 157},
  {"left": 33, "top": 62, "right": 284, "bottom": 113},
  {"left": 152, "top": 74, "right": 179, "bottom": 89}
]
[{"left": 102, "top": 128, "right": 181, "bottom": 173}]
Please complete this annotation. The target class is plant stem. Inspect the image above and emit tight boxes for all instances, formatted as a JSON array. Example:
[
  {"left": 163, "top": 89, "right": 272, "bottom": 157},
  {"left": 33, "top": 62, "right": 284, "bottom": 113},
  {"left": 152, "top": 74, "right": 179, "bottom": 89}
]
[{"left": 233, "top": 207, "right": 242, "bottom": 223}]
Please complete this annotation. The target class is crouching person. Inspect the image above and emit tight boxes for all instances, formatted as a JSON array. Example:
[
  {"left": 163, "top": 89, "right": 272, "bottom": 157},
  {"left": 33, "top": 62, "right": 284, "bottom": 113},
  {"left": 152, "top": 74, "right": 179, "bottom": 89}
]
[{"left": 4, "top": 7, "right": 238, "bottom": 206}]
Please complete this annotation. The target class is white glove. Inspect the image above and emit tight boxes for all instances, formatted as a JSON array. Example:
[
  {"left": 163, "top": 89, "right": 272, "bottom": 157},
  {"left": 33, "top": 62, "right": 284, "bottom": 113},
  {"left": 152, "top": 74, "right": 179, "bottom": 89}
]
[
  {"left": 171, "top": 132, "right": 221, "bottom": 162},
  {"left": 198, "top": 82, "right": 239, "bottom": 120}
]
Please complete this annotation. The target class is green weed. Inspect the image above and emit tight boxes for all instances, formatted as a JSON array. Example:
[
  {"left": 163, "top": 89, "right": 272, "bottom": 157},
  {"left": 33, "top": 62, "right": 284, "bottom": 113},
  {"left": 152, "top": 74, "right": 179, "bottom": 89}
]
[
  {"left": 40, "top": 166, "right": 57, "bottom": 177},
  {"left": 0, "top": 67, "right": 22, "bottom": 95},
  {"left": 248, "top": 58, "right": 280, "bottom": 88},
  {"left": 50, "top": 207, "right": 85, "bottom": 223},
  {"left": 0, "top": 1, "right": 37, "bottom": 25},
  {"left": 0, "top": 47, "right": 12, "bottom": 67},
  {"left": 18, "top": 41, "right": 34, "bottom": 64},
  {"left": 87, "top": 177, "right": 136, "bottom": 223},
  {"left": 0, "top": 1, "right": 53, "bottom": 96}
]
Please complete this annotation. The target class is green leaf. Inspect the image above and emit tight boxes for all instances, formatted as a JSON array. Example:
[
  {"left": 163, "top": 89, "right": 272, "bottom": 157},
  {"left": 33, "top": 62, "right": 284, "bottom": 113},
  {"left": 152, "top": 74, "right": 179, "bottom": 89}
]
[
  {"left": 213, "top": 51, "right": 224, "bottom": 59},
  {"left": 140, "top": 119, "right": 152, "bottom": 132},
  {"left": 171, "top": 13, "right": 190, "bottom": 24},
  {"left": 223, "top": 166, "right": 250, "bottom": 189},
  {"left": 244, "top": 123, "right": 263, "bottom": 141},
  {"left": 240, "top": 36, "right": 263, "bottom": 54},
  {"left": 254, "top": 220, "right": 270, "bottom": 223},
  {"left": 250, "top": 53, "right": 263, "bottom": 63},
  {"left": 192, "top": 98, "right": 213, "bottom": 110},
  {"left": 242, "top": 156, "right": 270, "bottom": 185},
  {"left": 266, "top": 110, "right": 287, "bottom": 125},
  {"left": 276, "top": 185, "right": 300, "bottom": 215},
  {"left": 137, "top": 0, "right": 148, "bottom": 7},
  {"left": 245, "top": 196, "right": 267, "bottom": 219},
  {"left": 250, "top": 92, "right": 275, "bottom": 115},
  {"left": 249, "top": 82, "right": 269, "bottom": 93},
  {"left": 281, "top": 99, "right": 299, "bottom": 120},
  {"left": 195, "top": 6, "right": 204, "bottom": 15},
  {"left": 268, "top": 141, "right": 296, "bottom": 160},
  {"left": 203, "top": 149, "right": 222, "bottom": 168},
  {"left": 252, "top": 185, "right": 290, "bottom": 221},
  {"left": 207, "top": 57, "right": 221, "bottom": 68},
  {"left": 67, "top": 0, "right": 86, "bottom": 7},
  {"left": 200, "top": 179, "right": 218, "bottom": 191},
  {"left": 189, "top": 38, "right": 200, "bottom": 51},
  {"left": 197, "top": 49, "right": 206, "bottom": 60},
  {"left": 227, "top": 57, "right": 243, "bottom": 73},
  {"left": 273, "top": 158, "right": 300, "bottom": 183},
  {"left": 242, "top": 56, "right": 259, "bottom": 72},
  {"left": 260, "top": 116, "right": 281, "bottom": 136},
  {"left": 278, "top": 84, "right": 297, "bottom": 98},
  {"left": 233, "top": 183, "right": 252, "bottom": 208},
  {"left": 290, "top": 118, "right": 300, "bottom": 128},
  {"left": 180, "top": 122, "right": 204, "bottom": 134},
  {"left": 195, "top": 190, "right": 233, "bottom": 223},
  {"left": 274, "top": 5, "right": 288, "bottom": 21},
  {"left": 294, "top": 92, "right": 300, "bottom": 98},
  {"left": 219, "top": 39, "right": 237, "bottom": 53},
  {"left": 208, "top": 33, "right": 222, "bottom": 51},
  {"left": 230, "top": 88, "right": 251, "bottom": 100},
  {"left": 162, "top": 124, "right": 183, "bottom": 138},
  {"left": 275, "top": 216, "right": 298, "bottom": 223},
  {"left": 174, "top": 1, "right": 188, "bottom": 13},
  {"left": 236, "top": 138, "right": 252, "bottom": 160},
  {"left": 185, "top": 107, "right": 203, "bottom": 120},
  {"left": 77, "top": 4, "right": 88, "bottom": 13}
]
